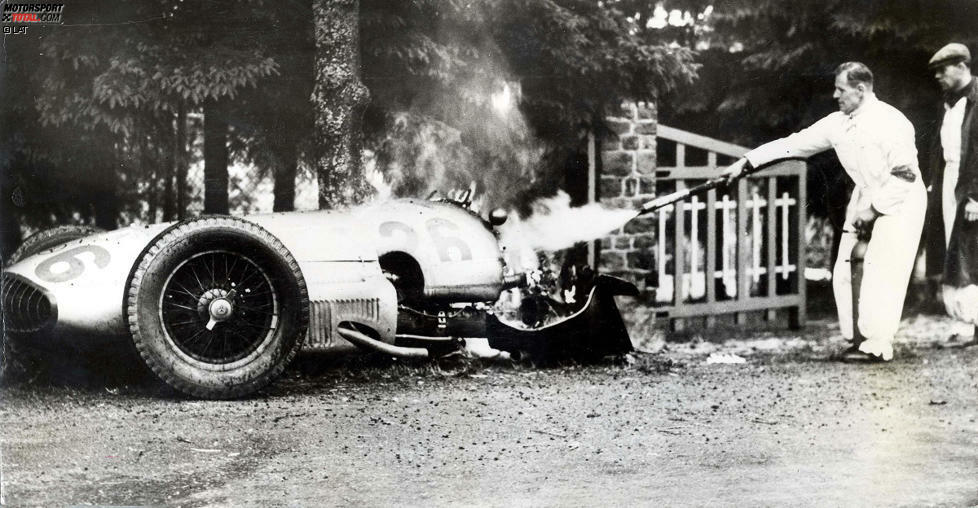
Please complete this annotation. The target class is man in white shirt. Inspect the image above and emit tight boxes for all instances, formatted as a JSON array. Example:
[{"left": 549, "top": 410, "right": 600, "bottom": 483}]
[
  {"left": 725, "top": 62, "right": 926, "bottom": 361},
  {"left": 926, "top": 43, "right": 978, "bottom": 346}
]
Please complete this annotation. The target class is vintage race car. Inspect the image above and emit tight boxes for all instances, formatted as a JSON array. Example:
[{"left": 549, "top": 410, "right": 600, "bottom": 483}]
[{"left": 2, "top": 195, "right": 635, "bottom": 398}]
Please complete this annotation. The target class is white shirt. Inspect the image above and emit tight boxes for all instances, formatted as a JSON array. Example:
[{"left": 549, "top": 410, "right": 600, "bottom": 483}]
[
  {"left": 745, "top": 93, "right": 920, "bottom": 215},
  {"left": 941, "top": 95, "right": 967, "bottom": 165}
]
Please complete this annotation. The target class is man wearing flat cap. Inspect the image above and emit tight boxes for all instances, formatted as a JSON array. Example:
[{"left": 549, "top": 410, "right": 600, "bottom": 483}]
[{"left": 926, "top": 42, "right": 978, "bottom": 346}]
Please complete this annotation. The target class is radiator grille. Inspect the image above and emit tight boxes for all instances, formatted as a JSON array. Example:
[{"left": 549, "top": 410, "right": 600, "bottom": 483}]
[{"left": 1, "top": 274, "right": 56, "bottom": 333}]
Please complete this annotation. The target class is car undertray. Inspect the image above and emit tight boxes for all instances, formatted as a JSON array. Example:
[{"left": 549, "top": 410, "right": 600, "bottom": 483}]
[{"left": 486, "top": 275, "right": 638, "bottom": 360}]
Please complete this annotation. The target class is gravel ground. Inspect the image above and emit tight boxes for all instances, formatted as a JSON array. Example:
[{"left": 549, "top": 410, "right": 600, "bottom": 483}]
[{"left": 1, "top": 312, "right": 977, "bottom": 507}]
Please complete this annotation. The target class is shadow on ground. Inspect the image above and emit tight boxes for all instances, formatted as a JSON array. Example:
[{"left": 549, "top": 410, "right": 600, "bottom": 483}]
[{"left": 0, "top": 280, "right": 961, "bottom": 397}]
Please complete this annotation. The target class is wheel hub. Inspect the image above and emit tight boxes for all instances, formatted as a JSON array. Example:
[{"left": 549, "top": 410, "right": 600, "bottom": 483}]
[
  {"left": 197, "top": 288, "right": 237, "bottom": 330},
  {"left": 209, "top": 298, "right": 234, "bottom": 320}
]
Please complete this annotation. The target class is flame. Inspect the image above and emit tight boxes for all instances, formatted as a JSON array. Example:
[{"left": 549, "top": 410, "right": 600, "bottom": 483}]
[
  {"left": 363, "top": 150, "right": 393, "bottom": 202},
  {"left": 490, "top": 81, "right": 516, "bottom": 118},
  {"left": 368, "top": 74, "right": 539, "bottom": 212}
]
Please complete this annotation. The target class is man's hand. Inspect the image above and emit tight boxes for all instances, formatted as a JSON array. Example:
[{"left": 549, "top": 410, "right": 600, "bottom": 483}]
[
  {"left": 722, "top": 157, "right": 750, "bottom": 182},
  {"left": 852, "top": 207, "right": 880, "bottom": 239},
  {"left": 966, "top": 199, "right": 978, "bottom": 222}
]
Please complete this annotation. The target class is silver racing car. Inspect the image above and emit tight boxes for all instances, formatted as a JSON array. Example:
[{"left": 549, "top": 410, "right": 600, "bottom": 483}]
[{"left": 2, "top": 195, "right": 635, "bottom": 398}]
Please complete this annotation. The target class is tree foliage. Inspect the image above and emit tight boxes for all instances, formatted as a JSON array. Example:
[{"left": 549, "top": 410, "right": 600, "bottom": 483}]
[
  {"left": 649, "top": 0, "right": 978, "bottom": 151},
  {"left": 2, "top": 0, "right": 698, "bottom": 252},
  {"left": 2, "top": 0, "right": 292, "bottom": 243},
  {"left": 632, "top": 0, "right": 978, "bottom": 224},
  {"left": 33, "top": 2, "right": 280, "bottom": 135},
  {"left": 361, "top": 0, "right": 697, "bottom": 208}
]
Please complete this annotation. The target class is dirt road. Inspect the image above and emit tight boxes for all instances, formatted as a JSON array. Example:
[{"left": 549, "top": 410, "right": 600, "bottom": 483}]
[{"left": 2, "top": 316, "right": 977, "bottom": 507}]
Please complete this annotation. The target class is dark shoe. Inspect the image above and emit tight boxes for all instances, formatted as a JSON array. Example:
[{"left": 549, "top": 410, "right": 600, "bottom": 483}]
[
  {"left": 834, "top": 345, "right": 884, "bottom": 363},
  {"left": 945, "top": 334, "right": 978, "bottom": 349}
]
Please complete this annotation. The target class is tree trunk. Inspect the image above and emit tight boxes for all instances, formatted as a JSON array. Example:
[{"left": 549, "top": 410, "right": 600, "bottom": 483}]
[
  {"left": 313, "top": 0, "right": 370, "bottom": 209},
  {"left": 175, "top": 104, "right": 189, "bottom": 219},
  {"left": 93, "top": 193, "right": 118, "bottom": 229},
  {"left": 93, "top": 148, "right": 119, "bottom": 230},
  {"left": 203, "top": 101, "right": 230, "bottom": 214},
  {"left": 273, "top": 141, "right": 298, "bottom": 212},
  {"left": 162, "top": 115, "right": 176, "bottom": 221},
  {"left": 143, "top": 132, "right": 159, "bottom": 222},
  {"left": 93, "top": 184, "right": 119, "bottom": 230}
]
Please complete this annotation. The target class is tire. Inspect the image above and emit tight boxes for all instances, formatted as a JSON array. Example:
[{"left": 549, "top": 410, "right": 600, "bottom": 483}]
[
  {"left": 125, "top": 216, "right": 308, "bottom": 399},
  {"left": 8, "top": 225, "right": 103, "bottom": 266}
]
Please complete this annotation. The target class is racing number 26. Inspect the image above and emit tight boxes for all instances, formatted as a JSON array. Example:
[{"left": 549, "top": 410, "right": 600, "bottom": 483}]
[{"left": 379, "top": 218, "right": 472, "bottom": 262}]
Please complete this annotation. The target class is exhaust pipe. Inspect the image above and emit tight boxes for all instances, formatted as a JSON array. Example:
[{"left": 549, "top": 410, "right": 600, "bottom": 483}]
[
  {"left": 336, "top": 325, "right": 429, "bottom": 358},
  {"left": 502, "top": 272, "right": 528, "bottom": 290}
]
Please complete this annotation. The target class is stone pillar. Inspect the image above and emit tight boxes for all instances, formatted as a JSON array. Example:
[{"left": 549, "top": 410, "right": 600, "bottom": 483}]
[{"left": 598, "top": 101, "right": 657, "bottom": 292}]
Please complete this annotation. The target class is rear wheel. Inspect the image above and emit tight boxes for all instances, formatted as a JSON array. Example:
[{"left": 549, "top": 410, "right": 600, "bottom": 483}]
[{"left": 125, "top": 216, "right": 308, "bottom": 399}]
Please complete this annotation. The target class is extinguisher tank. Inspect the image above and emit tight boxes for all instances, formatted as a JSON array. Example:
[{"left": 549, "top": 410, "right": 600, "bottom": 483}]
[{"left": 850, "top": 238, "right": 869, "bottom": 344}]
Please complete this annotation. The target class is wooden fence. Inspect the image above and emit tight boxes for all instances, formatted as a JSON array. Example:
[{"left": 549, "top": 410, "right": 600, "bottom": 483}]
[{"left": 652, "top": 125, "right": 807, "bottom": 330}]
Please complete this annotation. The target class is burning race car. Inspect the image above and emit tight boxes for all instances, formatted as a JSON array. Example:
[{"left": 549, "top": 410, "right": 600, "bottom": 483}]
[{"left": 1, "top": 194, "right": 636, "bottom": 399}]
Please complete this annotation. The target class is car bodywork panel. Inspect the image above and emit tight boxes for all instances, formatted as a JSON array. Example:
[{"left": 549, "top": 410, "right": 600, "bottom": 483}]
[
  {"left": 2, "top": 197, "right": 641, "bottom": 400},
  {"left": 357, "top": 199, "right": 504, "bottom": 302},
  {"left": 2, "top": 198, "right": 506, "bottom": 351},
  {"left": 2, "top": 213, "right": 397, "bottom": 347},
  {"left": 487, "top": 275, "right": 637, "bottom": 359},
  {"left": 4, "top": 224, "right": 171, "bottom": 335}
]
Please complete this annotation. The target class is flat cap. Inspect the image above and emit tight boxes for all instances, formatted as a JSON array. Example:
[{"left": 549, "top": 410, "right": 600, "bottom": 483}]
[{"left": 929, "top": 43, "right": 971, "bottom": 69}]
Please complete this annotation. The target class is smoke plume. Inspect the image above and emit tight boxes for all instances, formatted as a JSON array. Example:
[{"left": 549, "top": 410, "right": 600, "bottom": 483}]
[{"left": 364, "top": 11, "right": 640, "bottom": 261}]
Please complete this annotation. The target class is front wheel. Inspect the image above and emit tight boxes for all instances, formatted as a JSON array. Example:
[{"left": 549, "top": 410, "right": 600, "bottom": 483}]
[{"left": 125, "top": 216, "right": 308, "bottom": 399}]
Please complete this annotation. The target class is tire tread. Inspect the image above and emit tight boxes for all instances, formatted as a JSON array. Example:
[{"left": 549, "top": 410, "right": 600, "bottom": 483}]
[
  {"left": 8, "top": 225, "right": 103, "bottom": 266},
  {"left": 125, "top": 216, "right": 308, "bottom": 399}
]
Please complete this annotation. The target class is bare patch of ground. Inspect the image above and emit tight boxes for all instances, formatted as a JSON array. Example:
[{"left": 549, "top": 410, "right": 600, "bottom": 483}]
[{"left": 1, "top": 313, "right": 977, "bottom": 507}]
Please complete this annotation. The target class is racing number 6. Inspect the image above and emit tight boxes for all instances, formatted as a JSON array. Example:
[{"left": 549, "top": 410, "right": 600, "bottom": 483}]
[{"left": 34, "top": 245, "right": 111, "bottom": 283}]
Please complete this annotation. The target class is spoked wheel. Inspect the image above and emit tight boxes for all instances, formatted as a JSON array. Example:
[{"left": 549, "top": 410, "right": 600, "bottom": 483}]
[
  {"left": 160, "top": 250, "right": 280, "bottom": 366},
  {"left": 126, "top": 216, "right": 308, "bottom": 399}
]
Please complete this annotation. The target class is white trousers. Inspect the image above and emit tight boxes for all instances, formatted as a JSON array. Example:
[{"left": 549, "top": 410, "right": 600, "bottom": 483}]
[{"left": 832, "top": 183, "right": 926, "bottom": 357}]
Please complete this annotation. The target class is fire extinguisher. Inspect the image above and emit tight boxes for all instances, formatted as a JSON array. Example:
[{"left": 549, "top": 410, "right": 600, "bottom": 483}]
[{"left": 850, "top": 233, "right": 870, "bottom": 345}]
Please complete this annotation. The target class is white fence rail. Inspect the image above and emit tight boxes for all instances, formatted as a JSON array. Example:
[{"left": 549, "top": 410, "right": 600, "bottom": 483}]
[{"left": 652, "top": 125, "right": 806, "bottom": 329}]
